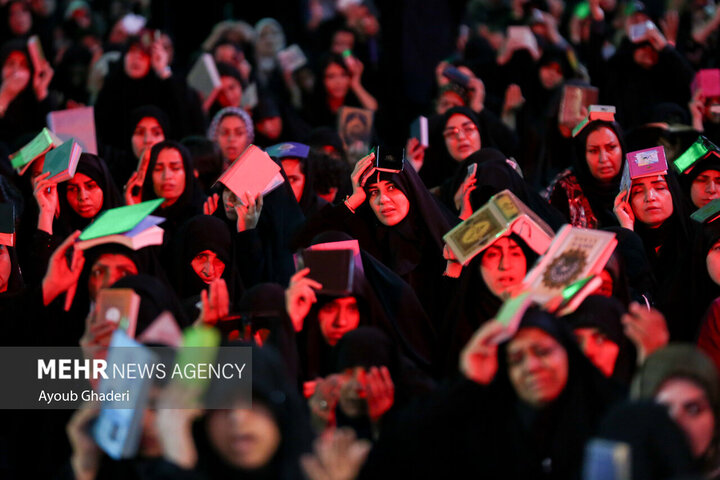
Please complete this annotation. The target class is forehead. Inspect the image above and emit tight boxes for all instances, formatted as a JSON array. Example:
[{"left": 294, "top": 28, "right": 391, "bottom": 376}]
[
  {"left": 445, "top": 113, "right": 473, "bottom": 128},
  {"left": 586, "top": 126, "right": 618, "bottom": 144},
  {"left": 219, "top": 115, "right": 245, "bottom": 129},
  {"left": 194, "top": 249, "right": 218, "bottom": 257},
  {"left": 157, "top": 148, "right": 183, "bottom": 163},
  {"left": 656, "top": 377, "right": 708, "bottom": 401},
  {"left": 67, "top": 172, "right": 95, "bottom": 185},
  {"left": 281, "top": 158, "right": 302, "bottom": 171},
  {"left": 632, "top": 175, "right": 667, "bottom": 188},
  {"left": 489, "top": 236, "right": 520, "bottom": 249},
  {"left": 329, "top": 296, "right": 357, "bottom": 307},
  {"left": 696, "top": 169, "right": 720, "bottom": 177},
  {"left": 127, "top": 45, "right": 149, "bottom": 57},
  {"left": 5, "top": 51, "right": 28, "bottom": 65},
  {"left": 94, "top": 253, "right": 137, "bottom": 269},
  {"left": 136, "top": 116, "right": 162, "bottom": 129},
  {"left": 221, "top": 75, "right": 241, "bottom": 86},
  {"left": 508, "top": 327, "right": 560, "bottom": 352}
]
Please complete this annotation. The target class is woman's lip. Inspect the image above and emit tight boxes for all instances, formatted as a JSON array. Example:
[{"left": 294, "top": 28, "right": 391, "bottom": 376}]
[{"left": 380, "top": 208, "right": 396, "bottom": 216}]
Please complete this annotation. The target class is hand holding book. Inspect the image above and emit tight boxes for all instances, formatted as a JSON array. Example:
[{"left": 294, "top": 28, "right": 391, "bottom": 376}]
[
  {"left": 42, "top": 230, "right": 85, "bottom": 307},
  {"left": 32, "top": 171, "right": 59, "bottom": 234},
  {"left": 460, "top": 320, "right": 506, "bottom": 385},
  {"left": 67, "top": 404, "right": 102, "bottom": 480},
  {"left": 346, "top": 153, "right": 376, "bottom": 211},
  {"left": 613, "top": 190, "right": 635, "bottom": 230},
  {"left": 285, "top": 267, "right": 323, "bottom": 332}
]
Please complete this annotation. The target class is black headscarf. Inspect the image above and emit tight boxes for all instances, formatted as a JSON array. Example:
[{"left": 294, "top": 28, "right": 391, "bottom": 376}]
[
  {"left": 126, "top": 105, "right": 172, "bottom": 152},
  {"left": 461, "top": 149, "right": 567, "bottom": 231},
  {"left": 679, "top": 151, "right": 720, "bottom": 209},
  {"left": 195, "top": 344, "right": 312, "bottom": 480},
  {"left": 441, "top": 233, "right": 539, "bottom": 377},
  {"left": 570, "top": 120, "right": 627, "bottom": 227},
  {"left": 140, "top": 140, "right": 204, "bottom": 238},
  {"left": 420, "top": 106, "right": 484, "bottom": 189},
  {"left": 566, "top": 295, "right": 638, "bottom": 385},
  {"left": 632, "top": 172, "right": 696, "bottom": 340},
  {"left": 594, "top": 401, "right": 697, "bottom": 479},
  {"left": 57, "top": 153, "right": 123, "bottom": 232},
  {"left": 362, "top": 309, "right": 625, "bottom": 479},
  {"left": 170, "top": 214, "right": 243, "bottom": 308},
  {"left": 301, "top": 232, "right": 437, "bottom": 380}
]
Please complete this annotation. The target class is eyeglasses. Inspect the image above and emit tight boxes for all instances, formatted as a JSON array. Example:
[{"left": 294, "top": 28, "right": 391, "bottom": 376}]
[{"left": 443, "top": 123, "right": 478, "bottom": 139}]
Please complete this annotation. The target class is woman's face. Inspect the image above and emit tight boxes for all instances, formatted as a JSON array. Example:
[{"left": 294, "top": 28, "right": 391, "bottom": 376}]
[
  {"left": 706, "top": 239, "right": 720, "bottom": 286},
  {"left": 8, "top": 2, "right": 32, "bottom": 36},
  {"left": 0, "top": 245, "right": 11, "bottom": 293},
  {"left": 539, "top": 61, "right": 564, "bottom": 90},
  {"left": 132, "top": 117, "right": 165, "bottom": 160},
  {"left": 507, "top": 327, "right": 569, "bottom": 407},
  {"left": 366, "top": 180, "right": 410, "bottom": 226},
  {"left": 656, "top": 377, "right": 715, "bottom": 458},
  {"left": 66, "top": 173, "right": 104, "bottom": 218},
  {"left": 191, "top": 249, "right": 226, "bottom": 284},
  {"left": 630, "top": 175, "right": 674, "bottom": 228},
  {"left": 222, "top": 187, "right": 239, "bottom": 220},
  {"left": 217, "top": 116, "right": 249, "bottom": 162},
  {"left": 152, "top": 148, "right": 186, "bottom": 206},
  {"left": 480, "top": 237, "right": 527, "bottom": 299},
  {"left": 88, "top": 253, "right": 138, "bottom": 301},
  {"left": 124, "top": 45, "right": 151, "bottom": 79},
  {"left": 691, "top": 169, "right": 720, "bottom": 209},
  {"left": 206, "top": 403, "right": 281, "bottom": 470},
  {"left": 443, "top": 114, "right": 481, "bottom": 162},
  {"left": 324, "top": 62, "right": 350, "bottom": 100},
  {"left": 573, "top": 327, "right": 619, "bottom": 377},
  {"left": 585, "top": 127, "right": 622, "bottom": 183},
  {"left": 2, "top": 51, "right": 30, "bottom": 90},
  {"left": 218, "top": 76, "right": 243, "bottom": 108},
  {"left": 318, "top": 296, "right": 360, "bottom": 346}
]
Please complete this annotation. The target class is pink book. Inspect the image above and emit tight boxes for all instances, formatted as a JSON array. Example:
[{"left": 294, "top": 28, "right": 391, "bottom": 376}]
[
  {"left": 692, "top": 69, "right": 720, "bottom": 98},
  {"left": 215, "top": 144, "right": 283, "bottom": 200},
  {"left": 625, "top": 146, "right": 668, "bottom": 180}
]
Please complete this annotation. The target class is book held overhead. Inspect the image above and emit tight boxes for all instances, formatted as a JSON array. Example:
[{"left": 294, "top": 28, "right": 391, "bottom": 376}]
[{"left": 76, "top": 198, "right": 165, "bottom": 250}]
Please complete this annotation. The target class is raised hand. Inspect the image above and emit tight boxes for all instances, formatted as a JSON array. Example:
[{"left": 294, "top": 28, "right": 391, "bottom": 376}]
[
  {"left": 346, "top": 153, "right": 376, "bottom": 211},
  {"left": 285, "top": 267, "right": 322, "bottom": 331},
  {"left": 123, "top": 170, "right": 143, "bottom": 206},
  {"left": 365, "top": 366, "right": 394, "bottom": 422},
  {"left": 151, "top": 38, "right": 171, "bottom": 79},
  {"left": 613, "top": 190, "right": 635, "bottom": 230},
  {"left": 460, "top": 320, "right": 507, "bottom": 384},
  {"left": 32, "top": 60, "right": 54, "bottom": 100},
  {"left": 203, "top": 193, "right": 220, "bottom": 215},
  {"left": 405, "top": 137, "right": 425, "bottom": 173},
  {"left": 233, "top": 191, "right": 263, "bottom": 232},
  {"left": 300, "top": 427, "right": 372, "bottom": 480},
  {"left": 42, "top": 231, "right": 85, "bottom": 307},
  {"left": 33, "top": 171, "right": 59, "bottom": 234},
  {"left": 622, "top": 301, "right": 669, "bottom": 364},
  {"left": 67, "top": 403, "right": 102, "bottom": 480},
  {"left": 197, "top": 278, "right": 230, "bottom": 325}
]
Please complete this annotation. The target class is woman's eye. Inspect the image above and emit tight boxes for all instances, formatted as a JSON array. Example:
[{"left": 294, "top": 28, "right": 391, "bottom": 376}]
[{"left": 387, "top": 185, "right": 394, "bottom": 191}]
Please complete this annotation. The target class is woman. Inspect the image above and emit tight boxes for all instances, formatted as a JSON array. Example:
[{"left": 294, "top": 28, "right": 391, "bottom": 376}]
[
  {"left": 287, "top": 233, "right": 436, "bottom": 380},
  {"left": 170, "top": 215, "right": 243, "bottom": 317},
  {"left": 417, "top": 106, "right": 483, "bottom": 191},
  {"left": 0, "top": 39, "right": 53, "bottom": 148},
  {"left": 678, "top": 141, "right": 720, "bottom": 210},
  {"left": 30, "top": 153, "right": 121, "bottom": 282},
  {"left": 207, "top": 106, "right": 254, "bottom": 170},
  {"left": 140, "top": 140, "right": 204, "bottom": 243},
  {"left": 301, "top": 53, "right": 377, "bottom": 128},
  {"left": 297, "top": 152, "right": 455, "bottom": 323},
  {"left": 309, "top": 327, "right": 435, "bottom": 439},
  {"left": 566, "top": 295, "right": 637, "bottom": 385},
  {"left": 153, "top": 344, "right": 313, "bottom": 480},
  {"left": 632, "top": 344, "right": 720, "bottom": 478},
  {"left": 441, "top": 234, "right": 539, "bottom": 376},
  {"left": 546, "top": 120, "right": 626, "bottom": 228},
  {"left": 696, "top": 221, "right": 720, "bottom": 370},
  {"left": 614, "top": 171, "right": 695, "bottom": 340},
  {"left": 362, "top": 309, "right": 624, "bottom": 478},
  {"left": 94, "top": 34, "right": 203, "bottom": 150}
]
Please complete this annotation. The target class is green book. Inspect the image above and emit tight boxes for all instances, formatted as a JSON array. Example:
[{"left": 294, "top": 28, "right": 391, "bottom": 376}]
[
  {"left": 493, "top": 292, "right": 534, "bottom": 344},
  {"left": 9, "top": 128, "right": 62, "bottom": 173},
  {"left": 691, "top": 198, "right": 720, "bottom": 224},
  {"left": 42, "top": 138, "right": 82, "bottom": 182},
  {"left": 79, "top": 199, "right": 163, "bottom": 241},
  {"left": 673, "top": 136, "right": 720, "bottom": 174}
]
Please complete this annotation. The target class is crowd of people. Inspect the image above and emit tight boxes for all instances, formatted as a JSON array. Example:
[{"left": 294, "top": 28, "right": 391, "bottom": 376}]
[{"left": 2, "top": 0, "right": 720, "bottom": 478}]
